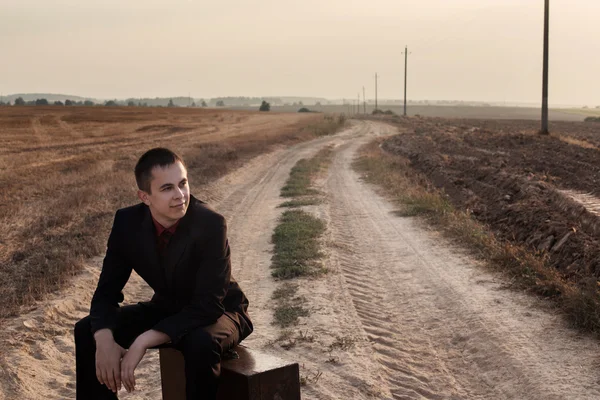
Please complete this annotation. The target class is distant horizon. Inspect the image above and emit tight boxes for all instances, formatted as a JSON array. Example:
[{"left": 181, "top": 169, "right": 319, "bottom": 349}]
[{"left": 0, "top": 92, "right": 594, "bottom": 109}]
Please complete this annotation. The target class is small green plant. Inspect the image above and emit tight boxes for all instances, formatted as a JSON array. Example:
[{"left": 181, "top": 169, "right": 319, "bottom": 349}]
[
  {"left": 296, "top": 330, "right": 315, "bottom": 343},
  {"left": 274, "top": 304, "right": 309, "bottom": 327},
  {"left": 300, "top": 370, "right": 323, "bottom": 386},
  {"left": 272, "top": 282, "right": 298, "bottom": 300},
  {"left": 276, "top": 329, "right": 294, "bottom": 341},
  {"left": 328, "top": 336, "right": 357, "bottom": 351}
]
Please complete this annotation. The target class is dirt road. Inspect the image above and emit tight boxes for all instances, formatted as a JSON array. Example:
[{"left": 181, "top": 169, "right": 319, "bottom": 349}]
[
  {"left": 1, "top": 121, "right": 599, "bottom": 399},
  {"left": 324, "top": 123, "right": 600, "bottom": 399}
]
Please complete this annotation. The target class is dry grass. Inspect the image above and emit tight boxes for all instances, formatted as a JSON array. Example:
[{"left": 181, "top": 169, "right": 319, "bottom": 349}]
[
  {"left": 0, "top": 106, "right": 345, "bottom": 319},
  {"left": 551, "top": 134, "right": 598, "bottom": 150},
  {"left": 354, "top": 139, "right": 600, "bottom": 334}
]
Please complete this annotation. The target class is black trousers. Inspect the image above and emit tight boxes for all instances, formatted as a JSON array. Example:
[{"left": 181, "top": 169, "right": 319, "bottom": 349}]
[{"left": 74, "top": 303, "right": 241, "bottom": 400}]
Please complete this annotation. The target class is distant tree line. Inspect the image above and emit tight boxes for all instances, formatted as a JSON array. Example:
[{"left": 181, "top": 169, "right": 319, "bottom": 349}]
[
  {"left": 5, "top": 97, "right": 186, "bottom": 108},
  {"left": 0, "top": 95, "right": 326, "bottom": 109},
  {"left": 5, "top": 96, "right": 98, "bottom": 106},
  {"left": 2, "top": 96, "right": 179, "bottom": 107},
  {"left": 206, "top": 96, "right": 325, "bottom": 106},
  {"left": 110, "top": 97, "right": 210, "bottom": 107},
  {"left": 210, "top": 96, "right": 283, "bottom": 107}
]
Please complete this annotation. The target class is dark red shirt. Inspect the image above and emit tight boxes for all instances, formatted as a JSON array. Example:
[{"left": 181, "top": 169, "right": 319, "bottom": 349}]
[{"left": 152, "top": 216, "right": 180, "bottom": 256}]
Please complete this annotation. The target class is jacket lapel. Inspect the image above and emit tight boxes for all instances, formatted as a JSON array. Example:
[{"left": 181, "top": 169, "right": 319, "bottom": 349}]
[{"left": 140, "top": 207, "right": 162, "bottom": 280}]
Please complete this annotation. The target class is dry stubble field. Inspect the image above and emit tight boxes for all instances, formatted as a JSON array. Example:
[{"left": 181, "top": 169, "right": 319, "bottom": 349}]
[{"left": 0, "top": 106, "right": 343, "bottom": 319}]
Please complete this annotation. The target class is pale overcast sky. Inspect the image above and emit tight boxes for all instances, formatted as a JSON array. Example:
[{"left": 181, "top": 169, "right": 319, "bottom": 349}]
[{"left": 1, "top": 0, "right": 598, "bottom": 105}]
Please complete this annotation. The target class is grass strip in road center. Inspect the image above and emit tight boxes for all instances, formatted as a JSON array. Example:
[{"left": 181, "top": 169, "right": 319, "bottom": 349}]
[
  {"left": 271, "top": 283, "right": 309, "bottom": 327},
  {"left": 270, "top": 210, "right": 325, "bottom": 327},
  {"left": 271, "top": 210, "right": 326, "bottom": 279},
  {"left": 280, "top": 158, "right": 321, "bottom": 198},
  {"left": 279, "top": 146, "right": 333, "bottom": 207},
  {"left": 270, "top": 147, "right": 333, "bottom": 327}
]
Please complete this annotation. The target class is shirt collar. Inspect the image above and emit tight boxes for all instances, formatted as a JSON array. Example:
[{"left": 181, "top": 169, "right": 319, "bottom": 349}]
[{"left": 151, "top": 215, "right": 181, "bottom": 237}]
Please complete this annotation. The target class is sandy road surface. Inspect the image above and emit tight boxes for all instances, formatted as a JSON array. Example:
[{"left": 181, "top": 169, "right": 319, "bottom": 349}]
[{"left": 1, "top": 121, "right": 600, "bottom": 399}]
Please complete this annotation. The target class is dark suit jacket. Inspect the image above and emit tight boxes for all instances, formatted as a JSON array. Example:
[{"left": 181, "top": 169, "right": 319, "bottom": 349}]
[{"left": 90, "top": 195, "right": 253, "bottom": 345}]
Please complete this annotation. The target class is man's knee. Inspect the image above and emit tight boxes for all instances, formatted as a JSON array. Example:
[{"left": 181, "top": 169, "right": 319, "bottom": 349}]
[{"left": 74, "top": 316, "right": 92, "bottom": 342}]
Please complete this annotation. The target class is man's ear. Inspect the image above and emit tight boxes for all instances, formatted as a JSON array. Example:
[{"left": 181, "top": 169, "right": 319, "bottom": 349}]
[{"left": 138, "top": 190, "right": 151, "bottom": 205}]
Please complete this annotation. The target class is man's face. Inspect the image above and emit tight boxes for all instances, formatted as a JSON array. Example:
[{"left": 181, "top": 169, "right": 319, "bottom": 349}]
[{"left": 138, "top": 161, "right": 190, "bottom": 227}]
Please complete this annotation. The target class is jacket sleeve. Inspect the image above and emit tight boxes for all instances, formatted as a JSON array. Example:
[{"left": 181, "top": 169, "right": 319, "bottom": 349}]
[
  {"left": 152, "top": 216, "right": 230, "bottom": 344},
  {"left": 89, "top": 210, "right": 133, "bottom": 334}
]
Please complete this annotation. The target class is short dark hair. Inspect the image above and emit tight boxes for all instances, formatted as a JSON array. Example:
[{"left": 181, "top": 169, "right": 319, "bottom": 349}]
[{"left": 135, "top": 148, "right": 186, "bottom": 193}]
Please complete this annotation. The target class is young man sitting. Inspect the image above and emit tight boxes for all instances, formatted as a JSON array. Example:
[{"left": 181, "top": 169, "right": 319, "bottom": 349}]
[{"left": 74, "top": 147, "right": 253, "bottom": 399}]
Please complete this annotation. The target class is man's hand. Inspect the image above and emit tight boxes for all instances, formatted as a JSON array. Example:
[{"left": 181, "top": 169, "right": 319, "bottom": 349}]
[
  {"left": 94, "top": 329, "right": 126, "bottom": 393},
  {"left": 120, "top": 341, "right": 147, "bottom": 393},
  {"left": 120, "top": 330, "right": 169, "bottom": 392}
]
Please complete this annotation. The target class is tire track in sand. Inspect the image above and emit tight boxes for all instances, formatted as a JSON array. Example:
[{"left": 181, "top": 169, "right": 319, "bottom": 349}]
[{"left": 326, "top": 121, "right": 600, "bottom": 400}]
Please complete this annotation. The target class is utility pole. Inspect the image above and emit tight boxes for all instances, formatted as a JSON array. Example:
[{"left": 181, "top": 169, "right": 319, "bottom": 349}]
[
  {"left": 375, "top": 73, "right": 378, "bottom": 111},
  {"left": 404, "top": 46, "right": 408, "bottom": 116},
  {"left": 540, "top": 0, "right": 550, "bottom": 134},
  {"left": 362, "top": 86, "right": 366, "bottom": 114}
]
